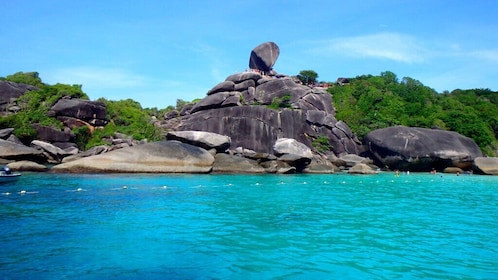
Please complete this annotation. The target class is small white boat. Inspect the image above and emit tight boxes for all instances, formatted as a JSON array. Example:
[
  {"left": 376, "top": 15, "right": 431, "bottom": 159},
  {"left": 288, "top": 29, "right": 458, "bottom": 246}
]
[{"left": 0, "top": 166, "right": 21, "bottom": 184}]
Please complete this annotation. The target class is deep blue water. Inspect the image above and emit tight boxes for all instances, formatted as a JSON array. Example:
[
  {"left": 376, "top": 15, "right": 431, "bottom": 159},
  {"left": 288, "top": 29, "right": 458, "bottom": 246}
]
[{"left": 0, "top": 172, "right": 497, "bottom": 279}]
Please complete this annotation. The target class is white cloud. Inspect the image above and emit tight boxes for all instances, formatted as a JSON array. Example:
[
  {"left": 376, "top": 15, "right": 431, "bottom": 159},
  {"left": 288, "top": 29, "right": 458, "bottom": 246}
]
[
  {"left": 43, "top": 66, "right": 202, "bottom": 108},
  {"left": 469, "top": 49, "right": 498, "bottom": 62},
  {"left": 306, "top": 32, "right": 430, "bottom": 63},
  {"left": 45, "top": 67, "right": 147, "bottom": 89}
]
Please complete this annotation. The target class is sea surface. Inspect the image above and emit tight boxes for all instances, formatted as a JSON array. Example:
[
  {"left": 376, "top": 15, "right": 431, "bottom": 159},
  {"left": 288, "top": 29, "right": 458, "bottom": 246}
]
[{"left": 0, "top": 172, "right": 497, "bottom": 279}]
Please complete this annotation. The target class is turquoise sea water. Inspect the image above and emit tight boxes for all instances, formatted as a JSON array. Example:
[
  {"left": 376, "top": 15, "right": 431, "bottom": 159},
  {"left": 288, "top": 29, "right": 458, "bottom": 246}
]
[{"left": 0, "top": 172, "right": 497, "bottom": 279}]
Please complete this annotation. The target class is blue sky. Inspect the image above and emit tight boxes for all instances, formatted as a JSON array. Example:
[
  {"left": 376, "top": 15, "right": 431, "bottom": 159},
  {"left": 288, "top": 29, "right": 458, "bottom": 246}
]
[{"left": 1, "top": 0, "right": 497, "bottom": 108}]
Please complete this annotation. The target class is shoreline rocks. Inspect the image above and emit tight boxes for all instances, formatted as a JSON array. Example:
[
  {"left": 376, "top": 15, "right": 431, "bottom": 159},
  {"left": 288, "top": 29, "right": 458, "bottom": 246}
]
[
  {"left": 365, "top": 126, "right": 482, "bottom": 172},
  {"left": 50, "top": 141, "right": 215, "bottom": 173}
]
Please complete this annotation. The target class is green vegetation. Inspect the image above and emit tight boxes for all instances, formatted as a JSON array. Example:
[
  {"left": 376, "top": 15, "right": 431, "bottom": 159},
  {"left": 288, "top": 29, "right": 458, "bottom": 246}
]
[
  {"left": 297, "top": 70, "right": 318, "bottom": 85},
  {"left": 0, "top": 72, "right": 88, "bottom": 142},
  {"left": 0, "top": 71, "right": 44, "bottom": 87},
  {"left": 267, "top": 94, "right": 292, "bottom": 110},
  {"left": 329, "top": 71, "right": 498, "bottom": 155},
  {"left": 0, "top": 72, "right": 163, "bottom": 149},
  {"left": 92, "top": 98, "right": 163, "bottom": 148},
  {"left": 312, "top": 135, "right": 332, "bottom": 153},
  {"left": 2, "top": 70, "right": 497, "bottom": 156}
]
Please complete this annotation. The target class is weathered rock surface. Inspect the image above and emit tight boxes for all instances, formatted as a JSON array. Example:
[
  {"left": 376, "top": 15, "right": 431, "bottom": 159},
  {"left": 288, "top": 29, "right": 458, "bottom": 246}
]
[
  {"left": 61, "top": 145, "right": 108, "bottom": 163},
  {"left": 166, "top": 131, "right": 231, "bottom": 152},
  {"left": 0, "top": 81, "right": 37, "bottom": 114},
  {"left": 0, "top": 139, "right": 44, "bottom": 162},
  {"left": 7, "top": 160, "right": 48, "bottom": 172},
  {"left": 51, "top": 140, "right": 214, "bottom": 173},
  {"left": 473, "top": 157, "right": 498, "bottom": 175},
  {"left": 249, "top": 42, "right": 280, "bottom": 72},
  {"left": 49, "top": 98, "right": 108, "bottom": 126},
  {"left": 212, "top": 153, "right": 266, "bottom": 173},
  {"left": 31, "top": 140, "right": 73, "bottom": 163},
  {"left": 339, "top": 154, "right": 369, "bottom": 167},
  {"left": 171, "top": 106, "right": 360, "bottom": 156},
  {"left": 33, "top": 124, "right": 74, "bottom": 143},
  {"left": 365, "top": 126, "right": 483, "bottom": 171},
  {"left": 0, "top": 128, "right": 15, "bottom": 139},
  {"left": 273, "top": 138, "right": 313, "bottom": 159},
  {"left": 303, "top": 157, "right": 337, "bottom": 174},
  {"left": 348, "top": 163, "right": 378, "bottom": 174},
  {"left": 273, "top": 138, "right": 313, "bottom": 171}
]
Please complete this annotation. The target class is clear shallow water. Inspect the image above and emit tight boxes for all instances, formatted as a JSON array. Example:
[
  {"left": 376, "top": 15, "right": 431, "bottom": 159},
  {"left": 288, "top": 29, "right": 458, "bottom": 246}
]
[{"left": 0, "top": 172, "right": 497, "bottom": 279}]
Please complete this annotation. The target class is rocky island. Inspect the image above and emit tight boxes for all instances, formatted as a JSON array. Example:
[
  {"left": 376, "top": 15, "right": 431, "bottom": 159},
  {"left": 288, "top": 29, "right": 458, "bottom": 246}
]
[{"left": 1, "top": 42, "right": 497, "bottom": 175}]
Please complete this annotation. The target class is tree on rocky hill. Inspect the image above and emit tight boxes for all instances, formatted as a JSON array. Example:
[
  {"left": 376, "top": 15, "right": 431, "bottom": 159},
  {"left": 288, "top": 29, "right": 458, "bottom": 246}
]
[{"left": 297, "top": 70, "right": 318, "bottom": 85}]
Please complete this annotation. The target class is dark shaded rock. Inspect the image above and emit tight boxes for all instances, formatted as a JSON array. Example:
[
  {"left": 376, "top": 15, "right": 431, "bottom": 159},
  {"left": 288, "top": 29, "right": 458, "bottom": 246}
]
[
  {"left": 306, "top": 111, "right": 337, "bottom": 128},
  {"left": 207, "top": 81, "right": 235, "bottom": 95},
  {"left": 212, "top": 153, "right": 266, "bottom": 173},
  {"left": 52, "top": 142, "right": 79, "bottom": 155},
  {"left": 241, "top": 87, "right": 256, "bottom": 105},
  {"left": 166, "top": 131, "right": 231, "bottom": 152},
  {"left": 0, "top": 128, "right": 15, "bottom": 139},
  {"left": 297, "top": 90, "right": 335, "bottom": 113},
  {"left": 190, "top": 92, "right": 240, "bottom": 113},
  {"left": 49, "top": 98, "right": 107, "bottom": 123},
  {"left": 179, "top": 102, "right": 195, "bottom": 116},
  {"left": 234, "top": 79, "right": 255, "bottom": 92},
  {"left": 249, "top": 42, "right": 280, "bottom": 72},
  {"left": 0, "top": 139, "right": 44, "bottom": 162},
  {"left": 0, "top": 81, "right": 37, "bottom": 114},
  {"left": 175, "top": 106, "right": 360, "bottom": 156},
  {"left": 31, "top": 140, "right": 73, "bottom": 163},
  {"left": 225, "top": 72, "right": 262, "bottom": 84},
  {"left": 51, "top": 140, "right": 214, "bottom": 173},
  {"left": 473, "top": 157, "right": 498, "bottom": 175},
  {"left": 365, "top": 126, "right": 483, "bottom": 171},
  {"left": 255, "top": 78, "right": 307, "bottom": 105},
  {"left": 56, "top": 116, "right": 93, "bottom": 130},
  {"left": 33, "top": 124, "right": 74, "bottom": 143},
  {"left": 164, "top": 110, "right": 179, "bottom": 119}
]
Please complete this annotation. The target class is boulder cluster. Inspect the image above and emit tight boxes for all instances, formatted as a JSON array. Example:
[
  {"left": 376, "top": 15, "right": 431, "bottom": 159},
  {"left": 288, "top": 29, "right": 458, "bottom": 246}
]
[
  {"left": 1, "top": 42, "right": 497, "bottom": 175},
  {"left": 0, "top": 81, "right": 145, "bottom": 168}
]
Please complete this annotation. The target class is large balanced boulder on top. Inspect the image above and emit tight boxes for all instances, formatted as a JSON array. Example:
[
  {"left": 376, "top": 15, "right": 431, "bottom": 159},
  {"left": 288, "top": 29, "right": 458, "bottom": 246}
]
[
  {"left": 249, "top": 41, "right": 279, "bottom": 73},
  {"left": 365, "top": 126, "right": 483, "bottom": 171},
  {"left": 162, "top": 42, "right": 361, "bottom": 157},
  {"left": 50, "top": 140, "right": 214, "bottom": 173}
]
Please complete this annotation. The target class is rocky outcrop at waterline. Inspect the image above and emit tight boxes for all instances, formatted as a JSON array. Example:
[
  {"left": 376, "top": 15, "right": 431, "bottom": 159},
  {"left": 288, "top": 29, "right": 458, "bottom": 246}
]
[
  {"left": 50, "top": 140, "right": 215, "bottom": 173},
  {"left": 161, "top": 42, "right": 361, "bottom": 157},
  {"left": 3, "top": 42, "right": 495, "bottom": 175},
  {"left": 365, "top": 126, "right": 483, "bottom": 171},
  {"left": 473, "top": 157, "right": 498, "bottom": 175}
]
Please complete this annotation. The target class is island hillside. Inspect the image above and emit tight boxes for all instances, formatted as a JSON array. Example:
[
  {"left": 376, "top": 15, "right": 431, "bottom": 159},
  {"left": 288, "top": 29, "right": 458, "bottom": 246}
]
[{"left": 1, "top": 42, "right": 497, "bottom": 174}]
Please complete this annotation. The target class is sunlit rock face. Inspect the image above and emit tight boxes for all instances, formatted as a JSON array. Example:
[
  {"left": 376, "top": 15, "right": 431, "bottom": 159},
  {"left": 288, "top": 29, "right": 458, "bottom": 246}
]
[{"left": 162, "top": 42, "right": 362, "bottom": 157}]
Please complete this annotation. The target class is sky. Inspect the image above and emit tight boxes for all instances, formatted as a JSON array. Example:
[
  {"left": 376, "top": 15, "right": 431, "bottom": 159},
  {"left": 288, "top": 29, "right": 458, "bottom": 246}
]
[{"left": 1, "top": 0, "right": 497, "bottom": 109}]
